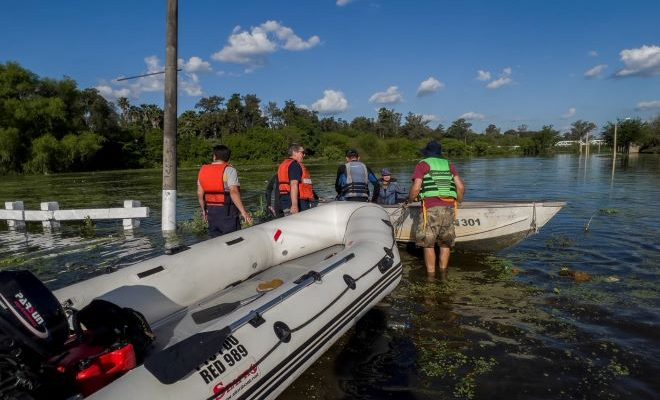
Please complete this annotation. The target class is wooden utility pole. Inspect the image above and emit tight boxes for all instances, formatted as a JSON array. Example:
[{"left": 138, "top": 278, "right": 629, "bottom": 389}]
[{"left": 162, "top": 0, "right": 178, "bottom": 233}]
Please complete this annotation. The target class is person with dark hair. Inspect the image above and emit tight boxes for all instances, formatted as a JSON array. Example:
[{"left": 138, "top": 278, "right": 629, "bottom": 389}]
[
  {"left": 408, "top": 140, "right": 465, "bottom": 277},
  {"left": 335, "top": 149, "right": 380, "bottom": 202},
  {"left": 197, "top": 145, "right": 252, "bottom": 237},
  {"left": 376, "top": 168, "right": 406, "bottom": 205},
  {"left": 277, "top": 143, "right": 315, "bottom": 214}
]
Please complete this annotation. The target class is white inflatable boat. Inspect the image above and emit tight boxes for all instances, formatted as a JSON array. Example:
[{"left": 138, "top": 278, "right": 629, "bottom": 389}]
[{"left": 0, "top": 202, "right": 400, "bottom": 400}]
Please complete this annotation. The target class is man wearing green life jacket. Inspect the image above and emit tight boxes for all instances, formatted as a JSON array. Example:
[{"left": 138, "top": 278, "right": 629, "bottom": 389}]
[{"left": 408, "top": 140, "right": 465, "bottom": 277}]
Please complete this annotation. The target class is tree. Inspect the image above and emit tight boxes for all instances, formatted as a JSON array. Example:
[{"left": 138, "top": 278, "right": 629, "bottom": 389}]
[
  {"left": 446, "top": 118, "right": 472, "bottom": 144},
  {"left": 400, "top": 112, "right": 431, "bottom": 139},
  {"left": 195, "top": 95, "right": 224, "bottom": 114},
  {"left": 529, "top": 125, "right": 559, "bottom": 155},
  {"left": 265, "top": 101, "right": 283, "bottom": 129},
  {"left": 350, "top": 116, "right": 375, "bottom": 134},
  {"left": 375, "top": 108, "right": 401, "bottom": 139},
  {"left": 484, "top": 124, "right": 501, "bottom": 136},
  {"left": 117, "top": 97, "right": 130, "bottom": 125},
  {"left": 601, "top": 118, "right": 648, "bottom": 151},
  {"left": 433, "top": 123, "right": 445, "bottom": 137},
  {"left": 242, "top": 94, "right": 267, "bottom": 130},
  {"left": 569, "top": 120, "right": 596, "bottom": 141}
]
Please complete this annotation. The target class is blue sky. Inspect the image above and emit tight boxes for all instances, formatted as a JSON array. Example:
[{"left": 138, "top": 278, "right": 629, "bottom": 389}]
[{"left": 2, "top": 0, "right": 659, "bottom": 133}]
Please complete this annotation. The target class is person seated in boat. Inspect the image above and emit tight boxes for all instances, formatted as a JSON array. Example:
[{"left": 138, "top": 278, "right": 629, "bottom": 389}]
[
  {"left": 264, "top": 173, "right": 284, "bottom": 218},
  {"left": 335, "top": 149, "right": 380, "bottom": 202},
  {"left": 197, "top": 145, "right": 252, "bottom": 237},
  {"left": 408, "top": 140, "right": 465, "bottom": 277},
  {"left": 376, "top": 168, "right": 407, "bottom": 205},
  {"left": 278, "top": 143, "right": 316, "bottom": 214}
]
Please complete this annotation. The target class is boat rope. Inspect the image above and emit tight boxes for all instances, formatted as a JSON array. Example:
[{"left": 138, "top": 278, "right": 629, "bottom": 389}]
[
  {"left": 207, "top": 241, "right": 399, "bottom": 400},
  {"left": 530, "top": 202, "right": 538, "bottom": 234}
]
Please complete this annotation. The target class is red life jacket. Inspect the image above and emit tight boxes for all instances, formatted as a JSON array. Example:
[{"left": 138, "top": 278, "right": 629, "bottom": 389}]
[
  {"left": 277, "top": 159, "right": 314, "bottom": 201},
  {"left": 198, "top": 163, "right": 231, "bottom": 206}
]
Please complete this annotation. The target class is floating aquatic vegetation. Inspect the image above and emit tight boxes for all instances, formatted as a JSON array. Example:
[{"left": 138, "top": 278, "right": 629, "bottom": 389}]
[
  {"left": 418, "top": 338, "right": 497, "bottom": 400},
  {"left": 0, "top": 256, "right": 26, "bottom": 269},
  {"left": 599, "top": 208, "right": 618, "bottom": 215},
  {"left": 178, "top": 213, "right": 208, "bottom": 236},
  {"left": 545, "top": 234, "right": 575, "bottom": 249},
  {"left": 482, "top": 256, "right": 517, "bottom": 281},
  {"left": 79, "top": 216, "right": 96, "bottom": 238}
]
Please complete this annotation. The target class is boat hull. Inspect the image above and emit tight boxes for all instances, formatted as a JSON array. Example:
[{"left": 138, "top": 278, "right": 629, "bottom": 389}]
[{"left": 385, "top": 201, "right": 565, "bottom": 251}]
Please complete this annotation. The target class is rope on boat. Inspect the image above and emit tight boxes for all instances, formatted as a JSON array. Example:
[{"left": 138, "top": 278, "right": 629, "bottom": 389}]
[{"left": 530, "top": 202, "right": 538, "bottom": 234}]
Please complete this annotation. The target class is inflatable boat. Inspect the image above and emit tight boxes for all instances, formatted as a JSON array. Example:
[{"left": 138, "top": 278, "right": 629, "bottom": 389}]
[{"left": 0, "top": 202, "right": 401, "bottom": 400}]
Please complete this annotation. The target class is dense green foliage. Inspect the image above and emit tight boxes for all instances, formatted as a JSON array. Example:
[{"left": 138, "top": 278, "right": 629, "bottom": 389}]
[{"left": 2, "top": 62, "right": 659, "bottom": 175}]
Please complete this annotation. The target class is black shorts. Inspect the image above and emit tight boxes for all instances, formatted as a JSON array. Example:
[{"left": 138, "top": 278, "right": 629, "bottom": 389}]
[{"left": 207, "top": 205, "right": 240, "bottom": 238}]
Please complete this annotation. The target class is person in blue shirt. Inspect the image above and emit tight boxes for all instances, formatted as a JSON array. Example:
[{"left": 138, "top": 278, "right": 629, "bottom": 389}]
[
  {"left": 376, "top": 168, "right": 406, "bottom": 205},
  {"left": 335, "top": 149, "right": 380, "bottom": 202}
]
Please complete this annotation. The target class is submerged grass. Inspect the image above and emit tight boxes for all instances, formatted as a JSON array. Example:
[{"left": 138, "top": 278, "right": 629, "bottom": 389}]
[{"left": 418, "top": 338, "right": 497, "bottom": 399}]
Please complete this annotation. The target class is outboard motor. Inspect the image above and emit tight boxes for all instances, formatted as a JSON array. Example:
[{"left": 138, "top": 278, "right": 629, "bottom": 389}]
[
  {"left": 0, "top": 270, "right": 69, "bottom": 399},
  {"left": 0, "top": 271, "right": 154, "bottom": 399}
]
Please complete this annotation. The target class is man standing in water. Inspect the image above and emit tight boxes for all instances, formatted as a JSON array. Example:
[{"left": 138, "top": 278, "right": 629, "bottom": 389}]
[
  {"left": 277, "top": 143, "right": 315, "bottom": 214},
  {"left": 409, "top": 140, "right": 465, "bottom": 277},
  {"left": 197, "top": 145, "right": 252, "bottom": 237}
]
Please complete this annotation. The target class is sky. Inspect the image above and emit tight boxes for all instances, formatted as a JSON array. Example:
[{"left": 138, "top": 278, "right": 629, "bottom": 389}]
[{"left": 1, "top": 0, "right": 659, "bottom": 133}]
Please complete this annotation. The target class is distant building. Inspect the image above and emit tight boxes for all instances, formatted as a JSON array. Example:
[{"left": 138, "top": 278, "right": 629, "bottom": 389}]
[
  {"left": 555, "top": 139, "right": 606, "bottom": 147},
  {"left": 555, "top": 140, "right": 579, "bottom": 147}
]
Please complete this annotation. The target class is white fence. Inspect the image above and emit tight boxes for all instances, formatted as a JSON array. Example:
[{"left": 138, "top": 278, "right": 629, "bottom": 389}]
[{"left": 1, "top": 200, "right": 149, "bottom": 231}]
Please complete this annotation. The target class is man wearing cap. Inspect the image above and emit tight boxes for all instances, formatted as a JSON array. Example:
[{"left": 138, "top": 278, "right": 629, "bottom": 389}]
[
  {"left": 377, "top": 168, "right": 406, "bottom": 205},
  {"left": 197, "top": 144, "right": 253, "bottom": 238},
  {"left": 408, "top": 140, "right": 465, "bottom": 276},
  {"left": 335, "top": 149, "right": 380, "bottom": 202}
]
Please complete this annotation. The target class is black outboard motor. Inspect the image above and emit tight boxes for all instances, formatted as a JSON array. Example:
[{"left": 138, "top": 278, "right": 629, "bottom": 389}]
[{"left": 0, "top": 270, "right": 69, "bottom": 399}]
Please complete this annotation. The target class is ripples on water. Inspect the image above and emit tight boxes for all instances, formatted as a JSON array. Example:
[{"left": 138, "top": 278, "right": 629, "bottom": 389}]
[{"left": 1, "top": 154, "right": 658, "bottom": 399}]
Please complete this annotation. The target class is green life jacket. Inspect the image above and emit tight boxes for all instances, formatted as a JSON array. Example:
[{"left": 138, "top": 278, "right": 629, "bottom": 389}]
[{"left": 420, "top": 157, "right": 457, "bottom": 199}]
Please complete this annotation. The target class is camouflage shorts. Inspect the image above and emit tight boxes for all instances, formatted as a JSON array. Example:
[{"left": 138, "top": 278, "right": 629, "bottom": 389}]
[{"left": 415, "top": 206, "right": 456, "bottom": 248}]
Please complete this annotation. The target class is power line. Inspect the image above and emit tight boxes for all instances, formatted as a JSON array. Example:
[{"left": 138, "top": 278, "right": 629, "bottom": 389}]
[{"left": 114, "top": 68, "right": 182, "bottom": 82}]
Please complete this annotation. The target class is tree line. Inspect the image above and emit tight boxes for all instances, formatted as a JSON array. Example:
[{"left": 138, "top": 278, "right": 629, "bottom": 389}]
[{"left": 1, "top": 62, "right": 659, "bottom": 175}]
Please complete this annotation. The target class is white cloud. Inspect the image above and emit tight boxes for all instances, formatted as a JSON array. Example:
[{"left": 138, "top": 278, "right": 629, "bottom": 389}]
[
  {"left": 369, "top": 86, "right": 403, "bottom": 104},
  {"left": 336, "top": 0, "right": 353, "bottom": 6},
  {"left": 636, "top": 100, "right": 660, "bottom": 111},
  {"left": 97, "top": 55, "right": 204, "bottom": 101},
  {"left": 584, "top": 64, "right": 607, "bottom": 79},
  {"left": 615, "top": 45, "right": 660, "bottom": 77},
  {"left": 212, "top": 21, "right": 319, "bottom": 69},
  {"left": 311, "top": 90, "right": 349, "bottom": 114},
  {"left": 562, "top": 107, "right": 576, "bottom": 119},
  {"left": 416, "top": 77, "right": 445, "bottom": 96},
  {"left": 178, "top": 56, "right": 212, "bottom": 73},
  {"left": 460, "top": 112, "right": 485, "bottom": 121},
  {"left": 476, "top": 70, "right": 491, "bottom": 81},
  {"left": 96, "top": 85, "right": 131, "bottom": 100},
  {"left": 589, "top": 50, "right": 598, "bottom": 57},
  {"left": 422, "top": 114, "right": 440, "bottom": 123},
  {"left": 485, "top": 67, "right": 514, "bottom": 89}
]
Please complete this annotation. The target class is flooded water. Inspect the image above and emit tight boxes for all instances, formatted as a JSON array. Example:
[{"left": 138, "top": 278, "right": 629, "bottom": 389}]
[{"left": 1, "top": 154, "right": 659, "bottom": 399}]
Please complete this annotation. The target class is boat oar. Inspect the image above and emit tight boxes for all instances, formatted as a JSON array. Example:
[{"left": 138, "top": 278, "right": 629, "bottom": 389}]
[
  {"left": 191, "top": 279, "right": 283, "bottom": 324},
  {"left": 145, "top": 253, "right": 354, "bottom": 385}
]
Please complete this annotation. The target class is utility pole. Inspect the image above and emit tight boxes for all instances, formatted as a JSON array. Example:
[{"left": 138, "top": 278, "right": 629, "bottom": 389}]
[{"left": 162, "top": 0, "right": 178, "bottom": 234}]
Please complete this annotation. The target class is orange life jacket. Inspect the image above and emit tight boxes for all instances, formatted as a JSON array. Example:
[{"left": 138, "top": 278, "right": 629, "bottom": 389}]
[
  {"left": 198, "top": 163, "right": 231, "bottom": 206},
  {"left": 277, "top": 159, "right": 314, "bottom": 201}
]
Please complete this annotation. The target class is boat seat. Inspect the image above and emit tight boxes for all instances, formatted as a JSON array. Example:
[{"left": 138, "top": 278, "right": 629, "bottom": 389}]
[{"left": 94, "top": 285, "right": 186, "bottom": 326}]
